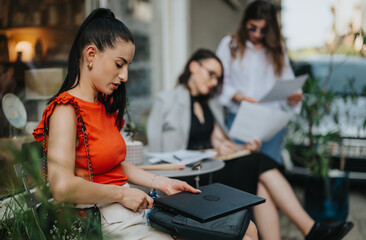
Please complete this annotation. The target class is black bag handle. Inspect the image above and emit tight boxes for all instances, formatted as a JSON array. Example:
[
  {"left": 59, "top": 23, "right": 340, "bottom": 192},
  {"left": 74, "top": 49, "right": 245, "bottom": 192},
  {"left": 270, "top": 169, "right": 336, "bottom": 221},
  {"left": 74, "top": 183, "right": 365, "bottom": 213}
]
[{"left": 42, "top": 116, "right": 94, "bottom": 183}]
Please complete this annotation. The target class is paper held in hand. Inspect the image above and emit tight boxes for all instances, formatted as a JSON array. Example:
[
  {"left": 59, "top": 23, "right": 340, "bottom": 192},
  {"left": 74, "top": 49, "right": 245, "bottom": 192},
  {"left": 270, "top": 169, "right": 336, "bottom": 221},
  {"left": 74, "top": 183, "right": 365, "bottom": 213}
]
[
  {"left": 260, "top": 74, "right": 308, "bottom": 102},
  {"left": 229, "top": 102, "right": 292, "bottom": 142}
]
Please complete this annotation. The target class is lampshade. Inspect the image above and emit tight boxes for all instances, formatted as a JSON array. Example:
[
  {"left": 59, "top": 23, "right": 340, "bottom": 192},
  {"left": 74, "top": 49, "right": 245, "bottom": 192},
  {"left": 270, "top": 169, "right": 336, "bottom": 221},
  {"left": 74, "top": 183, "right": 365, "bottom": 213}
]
[
  {"left": 25, "top": 68, "right": 64, "bottom": 100},
  {"left": 14, "top": 41, "right": 33, "bottom": 62}
]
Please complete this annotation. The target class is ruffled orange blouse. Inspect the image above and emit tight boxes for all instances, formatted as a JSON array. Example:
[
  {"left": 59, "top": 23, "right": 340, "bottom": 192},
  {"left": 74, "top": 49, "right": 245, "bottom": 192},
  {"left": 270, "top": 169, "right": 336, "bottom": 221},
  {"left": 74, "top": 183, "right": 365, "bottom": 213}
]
[{"left": 33, "top": 91, "right": 128, "bottom": 185}]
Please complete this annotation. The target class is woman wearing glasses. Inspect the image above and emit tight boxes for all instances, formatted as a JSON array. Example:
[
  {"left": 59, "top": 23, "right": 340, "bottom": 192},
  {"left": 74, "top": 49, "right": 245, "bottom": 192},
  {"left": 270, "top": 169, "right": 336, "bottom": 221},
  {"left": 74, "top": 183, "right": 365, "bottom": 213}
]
[
  {"left": 216, "top": 0, "right": 302, "bottom": 164},
  {"left": 148, "top": 48, "right": 352, "bottom": 240}
]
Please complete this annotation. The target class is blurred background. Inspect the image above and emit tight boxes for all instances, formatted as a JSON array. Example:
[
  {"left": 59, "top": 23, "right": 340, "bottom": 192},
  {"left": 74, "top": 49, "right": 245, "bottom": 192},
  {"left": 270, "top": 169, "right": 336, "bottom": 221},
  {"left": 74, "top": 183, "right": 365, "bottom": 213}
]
[
  {"left": 0, "top": 1, "right": 365, "bottom": 238},
  {"left": 1, "top": 0, "right": 365, "bottom": 139},
  {"left": 2, "top": 0, "right": 365, "bottom": 176}
]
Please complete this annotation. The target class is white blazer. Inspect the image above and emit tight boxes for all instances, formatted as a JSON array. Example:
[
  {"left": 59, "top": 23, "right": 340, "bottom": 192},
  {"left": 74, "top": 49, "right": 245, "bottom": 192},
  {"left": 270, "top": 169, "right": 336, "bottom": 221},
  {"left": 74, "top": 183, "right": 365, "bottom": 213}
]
[{"left": 147, "top": 85, "right": 228, "bottom": 152}]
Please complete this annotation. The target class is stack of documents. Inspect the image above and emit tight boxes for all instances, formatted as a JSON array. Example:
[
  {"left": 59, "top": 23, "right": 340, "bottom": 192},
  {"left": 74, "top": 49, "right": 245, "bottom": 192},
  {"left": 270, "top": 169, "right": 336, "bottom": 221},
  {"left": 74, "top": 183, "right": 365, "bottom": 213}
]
[
  {"left": 147, "top": 149, "right": 217, "bottom": 166},
  {"left": 229, "top": 74, "right": 308, "bottom": 142}
]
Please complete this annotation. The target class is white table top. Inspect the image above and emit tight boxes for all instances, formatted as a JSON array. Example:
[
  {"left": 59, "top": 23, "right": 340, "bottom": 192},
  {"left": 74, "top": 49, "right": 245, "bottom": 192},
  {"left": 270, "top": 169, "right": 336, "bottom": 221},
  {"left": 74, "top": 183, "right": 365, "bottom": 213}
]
[{"left": 141, "top": 158, "right": 225, "bottom": 178}]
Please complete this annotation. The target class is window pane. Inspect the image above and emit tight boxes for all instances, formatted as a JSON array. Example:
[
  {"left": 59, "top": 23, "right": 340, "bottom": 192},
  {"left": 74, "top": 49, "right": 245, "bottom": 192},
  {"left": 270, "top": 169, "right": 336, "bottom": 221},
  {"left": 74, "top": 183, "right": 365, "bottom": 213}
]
[
  {"left": 0, "top": 0, "right": 85, "bottom": 138},
  {"left": 107, "top": 0, "right": 153, "bottom": 143}
]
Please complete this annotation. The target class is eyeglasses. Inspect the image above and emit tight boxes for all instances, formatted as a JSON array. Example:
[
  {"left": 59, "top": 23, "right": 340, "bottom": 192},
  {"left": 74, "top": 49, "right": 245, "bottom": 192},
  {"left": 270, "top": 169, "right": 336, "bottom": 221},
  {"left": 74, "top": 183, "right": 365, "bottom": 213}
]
[
  {"left": 247, "top": 26, "right": 266, "bottom": 36},
  {"left": 199, "top": 63, "right": 220, "bottom": 81}
]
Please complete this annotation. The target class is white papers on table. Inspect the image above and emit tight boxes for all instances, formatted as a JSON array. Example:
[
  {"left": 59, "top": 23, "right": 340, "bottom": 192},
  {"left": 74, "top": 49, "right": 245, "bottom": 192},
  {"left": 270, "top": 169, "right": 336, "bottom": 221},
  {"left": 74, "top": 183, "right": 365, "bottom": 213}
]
[
  {"left": 260, "top": 74, "right": 308, "bottom": 102},
  {"left": 147, "top": 149, "right": 217, "bottom": 165},
  {"left": 229, "top": 102, "right": 292, "bottom": 142}
]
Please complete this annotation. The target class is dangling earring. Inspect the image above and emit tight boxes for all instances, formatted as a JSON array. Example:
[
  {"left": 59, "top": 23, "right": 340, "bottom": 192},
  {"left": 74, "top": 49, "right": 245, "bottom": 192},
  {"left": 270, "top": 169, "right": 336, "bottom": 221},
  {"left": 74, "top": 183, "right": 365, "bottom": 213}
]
[{"left": 87, "top": 62, "right": 93, "bottom": 70}]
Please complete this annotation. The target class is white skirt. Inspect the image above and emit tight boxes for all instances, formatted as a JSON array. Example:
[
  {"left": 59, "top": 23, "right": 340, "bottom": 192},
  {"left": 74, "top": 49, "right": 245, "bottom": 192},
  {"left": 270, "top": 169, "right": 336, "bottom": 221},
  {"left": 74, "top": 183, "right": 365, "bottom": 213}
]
[
  {"left": 76, "top": 183, "right": 172, "bottom": 240},
  {"left": 99, "top": 202, "right": 172, "bottom": 240}
]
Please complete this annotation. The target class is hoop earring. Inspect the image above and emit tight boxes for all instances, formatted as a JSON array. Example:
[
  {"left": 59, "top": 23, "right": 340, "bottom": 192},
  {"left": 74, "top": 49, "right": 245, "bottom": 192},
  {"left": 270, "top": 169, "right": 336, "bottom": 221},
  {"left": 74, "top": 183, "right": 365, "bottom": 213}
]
[{"left": 87, "top": 62, "right": 93, "bottom": 70}]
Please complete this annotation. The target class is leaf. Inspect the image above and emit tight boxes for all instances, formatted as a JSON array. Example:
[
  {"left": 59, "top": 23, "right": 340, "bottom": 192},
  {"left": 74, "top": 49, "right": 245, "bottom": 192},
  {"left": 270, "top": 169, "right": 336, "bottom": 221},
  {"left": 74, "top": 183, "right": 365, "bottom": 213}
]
[{"left": 123, "top": 97, "right": 140, "bottom": 141}]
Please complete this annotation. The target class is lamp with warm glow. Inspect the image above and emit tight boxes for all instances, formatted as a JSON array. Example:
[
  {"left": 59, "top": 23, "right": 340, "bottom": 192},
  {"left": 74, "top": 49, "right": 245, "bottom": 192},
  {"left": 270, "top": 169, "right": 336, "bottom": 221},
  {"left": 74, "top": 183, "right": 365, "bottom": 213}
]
[{"left": 14, "top": 41, "right": 34, "bottom": 62}]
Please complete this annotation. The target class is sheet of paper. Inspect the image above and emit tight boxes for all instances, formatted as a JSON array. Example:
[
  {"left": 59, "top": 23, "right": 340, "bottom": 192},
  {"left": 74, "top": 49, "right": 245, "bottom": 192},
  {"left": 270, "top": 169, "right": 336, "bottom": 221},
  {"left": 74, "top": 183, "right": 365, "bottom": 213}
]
[
  {"left": 147, "top": 149, "right": 217, "bottom": 165},
  {"left": 229, "top": 102, "right": 292, "bottom": 142},
  {"left": 260, "top": 74, "right": 308, "bottom": 102}
]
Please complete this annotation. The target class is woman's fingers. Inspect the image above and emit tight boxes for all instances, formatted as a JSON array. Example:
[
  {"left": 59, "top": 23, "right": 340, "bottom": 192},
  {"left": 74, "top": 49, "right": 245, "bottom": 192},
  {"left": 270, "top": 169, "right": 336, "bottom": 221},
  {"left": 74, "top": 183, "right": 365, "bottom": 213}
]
[
  {"left": 254, "top": 139, "right": 261, "bottom": 150},
  {"left": 233, "top": 93, "right": 258, "bottom": 103},
  {"left": 146, "top": 195, "right": 154, "bottom": 209},
  {"left": 223, "top": 141, "right": 236, "bottom": 154},
  {"left": 161, "top": 178, "right": 200, "bottom": 195},
  {"left": 136, "top": 194, "right": 154, "bottom": 211},
  {"left": 242, "top": 96, "right": 258, "bottom": 103},
  {"left": 246, "top": 139, "right": 261, "bottom": 152},
  {"left": 287, "top": 92, "right": 303, "bottom": 105},
  {"left": 121, "top": 188, "right": 154, "bottom": 212},
  {"left": 183, "top": 182, "right": 201, "bottom": 194}
]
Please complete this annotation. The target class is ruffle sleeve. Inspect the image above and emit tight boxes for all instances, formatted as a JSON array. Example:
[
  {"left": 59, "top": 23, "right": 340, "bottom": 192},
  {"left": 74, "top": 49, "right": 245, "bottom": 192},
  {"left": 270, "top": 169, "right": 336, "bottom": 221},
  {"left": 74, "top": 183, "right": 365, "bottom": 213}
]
[{"left": 32, "top": 92, "right": 83, "bottom": 150}]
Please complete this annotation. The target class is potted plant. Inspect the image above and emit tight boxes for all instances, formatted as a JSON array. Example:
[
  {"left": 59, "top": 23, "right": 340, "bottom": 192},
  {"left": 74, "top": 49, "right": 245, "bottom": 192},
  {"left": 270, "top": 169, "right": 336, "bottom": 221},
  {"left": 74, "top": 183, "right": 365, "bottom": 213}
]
[
  {"left": 287, "top": 77, "right": 348, "bottom": 221},
  {"left": 286, "top": 73, "right": 350, "bottom": 223},
  {"left": 123, "top": 98, "right": 144, "bottom": 165},
  {"left": 286, "top": 58, "right": 366, "bottom": 223}
]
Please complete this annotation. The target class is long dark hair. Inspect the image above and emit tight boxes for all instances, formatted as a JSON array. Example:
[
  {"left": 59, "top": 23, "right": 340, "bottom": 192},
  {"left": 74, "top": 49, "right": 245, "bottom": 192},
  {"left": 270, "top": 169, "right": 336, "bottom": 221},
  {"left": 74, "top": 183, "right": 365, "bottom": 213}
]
[
  {"left": 178, "top": 49, "right": 224, "bottom": 101},
  {"left": 51, "top": 8, "right": 134, "bottom": 129},
  {"left": 231, "top": 0, "right": 284, "bottom": 76}
]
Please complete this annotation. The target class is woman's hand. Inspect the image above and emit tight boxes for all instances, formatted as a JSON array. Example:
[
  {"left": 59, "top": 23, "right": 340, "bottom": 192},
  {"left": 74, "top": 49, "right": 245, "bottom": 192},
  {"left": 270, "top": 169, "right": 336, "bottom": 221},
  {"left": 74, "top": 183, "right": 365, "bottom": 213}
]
[
  {"left": 153, "top": 176, "right": 200, "bottom": 196},
  {"left": 243, "top": 139, "right": 261, "bottom": 152},
  {"left": 217, "top": 140, "right": 237, "bottom": 156},
  {"left": 119, "top": 187, "right": 154, "bottom": 212},
  {"left": 232, "top": 93, "right": 258, "bottom": 103},
  {"left": 287, "top": 92, "right": 303, "bottom": 105}
]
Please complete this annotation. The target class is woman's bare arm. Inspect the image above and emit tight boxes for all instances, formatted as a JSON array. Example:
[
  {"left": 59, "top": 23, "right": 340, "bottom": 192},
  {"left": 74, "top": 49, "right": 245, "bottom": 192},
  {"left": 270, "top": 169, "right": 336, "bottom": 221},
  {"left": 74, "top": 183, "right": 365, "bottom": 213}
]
[
  {"left": 122, "top": 162, "right": 199, "bottom": 195},
  {"left": 210, "top": 124, "right": 261, "bottom": 155},
  {"left": 47, "top": 104, "right": 151, "bottom": 211},
  {"left": 211, "top": 124, "right": 236, "bottom": 156},
  {"left": 47, "top": 104, "right": 198, "bottom": 212}
]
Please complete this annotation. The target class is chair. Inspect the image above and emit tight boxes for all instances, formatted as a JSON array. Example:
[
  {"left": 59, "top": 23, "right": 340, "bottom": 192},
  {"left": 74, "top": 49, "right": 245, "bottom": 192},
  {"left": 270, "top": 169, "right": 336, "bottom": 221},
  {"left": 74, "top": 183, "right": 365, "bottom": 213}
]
[{"left": 13, "top": 141, "right": 47, "bottom": 240}]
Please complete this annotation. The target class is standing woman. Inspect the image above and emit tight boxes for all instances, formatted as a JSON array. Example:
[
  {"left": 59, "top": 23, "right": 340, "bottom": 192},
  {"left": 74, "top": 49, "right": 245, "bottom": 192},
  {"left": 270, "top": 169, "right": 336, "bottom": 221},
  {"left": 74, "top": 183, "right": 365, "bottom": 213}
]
[{"left": 216, "top": 0, "right": 302, "bottom": 164}]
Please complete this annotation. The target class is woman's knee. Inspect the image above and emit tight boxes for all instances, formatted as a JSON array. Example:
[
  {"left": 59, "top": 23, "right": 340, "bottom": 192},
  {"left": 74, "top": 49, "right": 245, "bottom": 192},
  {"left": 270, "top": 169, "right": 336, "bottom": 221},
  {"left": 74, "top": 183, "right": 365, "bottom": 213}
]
[
  {"left": 243, "top": 220, "right": 258, "bottom": 240},
  {"left": 259, "top": 168, "right": 281, "bottom": 182}
]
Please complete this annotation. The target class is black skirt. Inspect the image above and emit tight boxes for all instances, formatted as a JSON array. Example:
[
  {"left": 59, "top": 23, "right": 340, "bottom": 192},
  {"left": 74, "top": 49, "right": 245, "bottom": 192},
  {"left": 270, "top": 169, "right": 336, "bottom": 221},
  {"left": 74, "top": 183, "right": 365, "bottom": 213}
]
[
  {"left": 178, "top": 152, "right": 281, "bottom": 195},
  {"left": 212, "top": 152, "right": 282, "bottom": 194}
]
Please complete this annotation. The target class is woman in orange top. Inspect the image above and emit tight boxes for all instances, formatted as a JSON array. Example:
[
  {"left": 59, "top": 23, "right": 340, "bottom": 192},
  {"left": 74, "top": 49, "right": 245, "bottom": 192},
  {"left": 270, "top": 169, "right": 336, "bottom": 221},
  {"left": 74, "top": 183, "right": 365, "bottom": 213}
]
[{"left": 33, "top": 8, "right": 258, "bottom": 240}]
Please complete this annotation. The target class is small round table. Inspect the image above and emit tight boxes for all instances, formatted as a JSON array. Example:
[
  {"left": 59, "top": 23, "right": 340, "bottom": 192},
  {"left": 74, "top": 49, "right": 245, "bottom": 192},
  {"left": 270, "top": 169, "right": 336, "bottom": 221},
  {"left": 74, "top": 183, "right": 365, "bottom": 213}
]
[{"left": 142, "top": 158, "right": 225, "bottom": 187}]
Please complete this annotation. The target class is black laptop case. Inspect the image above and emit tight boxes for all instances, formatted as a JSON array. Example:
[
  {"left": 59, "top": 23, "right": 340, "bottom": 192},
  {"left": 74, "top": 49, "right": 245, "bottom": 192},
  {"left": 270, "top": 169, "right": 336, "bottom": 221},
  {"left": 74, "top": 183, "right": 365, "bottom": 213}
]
[
  {"left": 154, "top": 182, "right": 265, "bottom": 222},
  {"left": 149, "top": 183, "right": 264, "bottom": 240}
]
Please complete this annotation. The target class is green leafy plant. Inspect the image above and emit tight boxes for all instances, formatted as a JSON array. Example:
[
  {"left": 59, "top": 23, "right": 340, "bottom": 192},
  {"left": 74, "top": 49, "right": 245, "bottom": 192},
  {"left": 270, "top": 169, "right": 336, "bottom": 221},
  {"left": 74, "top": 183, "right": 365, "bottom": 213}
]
[
  {"left": 0, "top": 194, "right": 42, "bottom": 239},
  {"left": 0, "top": 143, "right": 45, "bottom": 240},
  {"left": 287, "top": 76, "right": 339, "bottom": 178},
  {"left": 0, "top": 142, "right": 101, "bottom": 240},
  {"left": 287, "top": 74, "right": 366, "bottom": 178}
]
